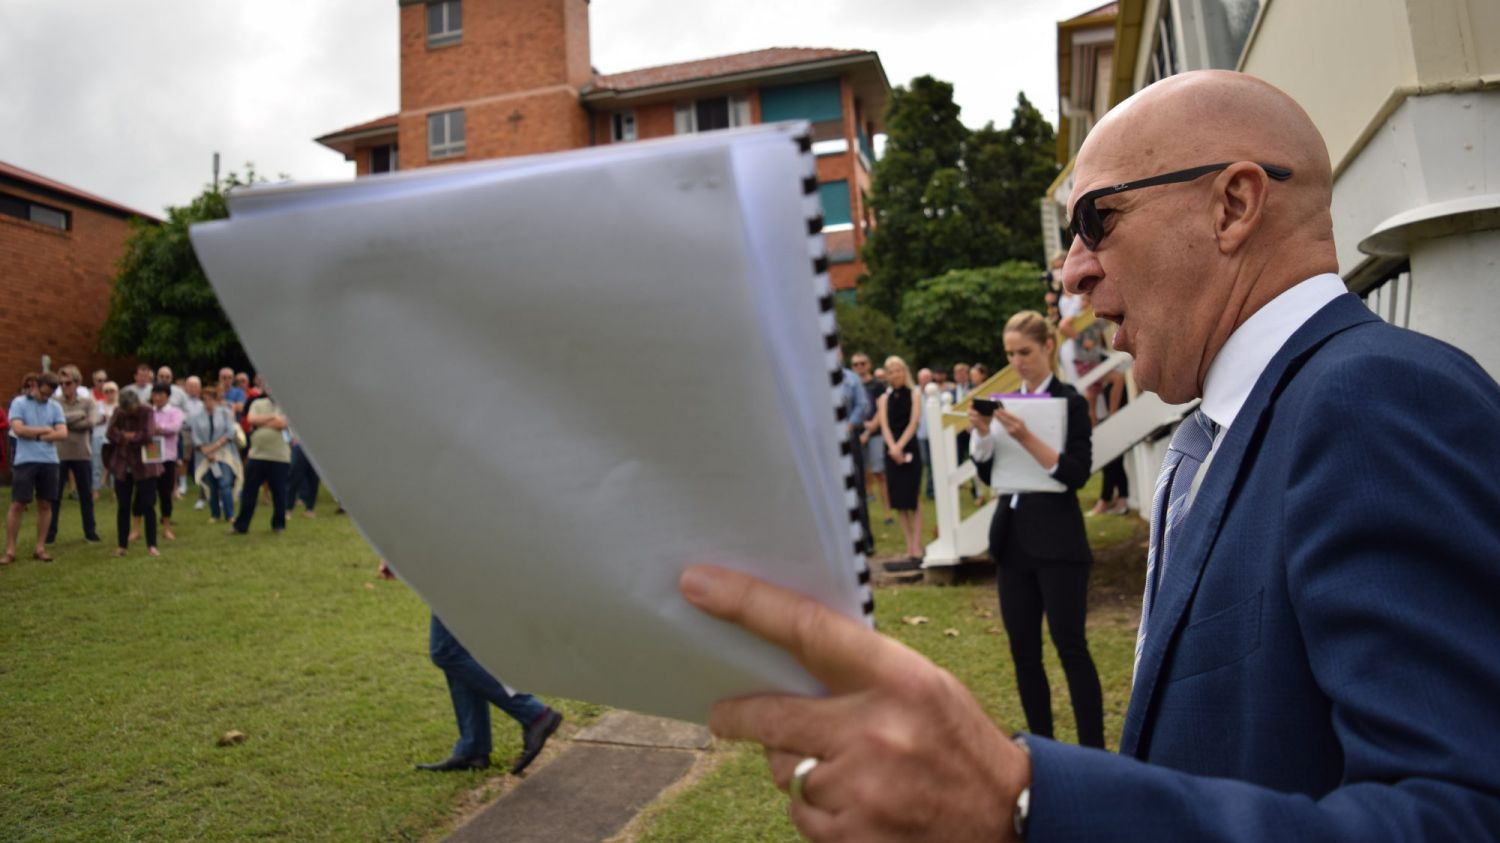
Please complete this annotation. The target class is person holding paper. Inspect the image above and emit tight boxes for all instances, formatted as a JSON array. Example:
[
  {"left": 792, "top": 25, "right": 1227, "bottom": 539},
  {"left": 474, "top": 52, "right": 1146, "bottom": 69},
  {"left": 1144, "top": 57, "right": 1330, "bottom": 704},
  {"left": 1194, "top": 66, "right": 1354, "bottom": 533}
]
[
  {"left": 968, "top": 310, "right": 1103, "bottom": 749},
  {"left": 680, "top": 70, "right": 1500, "bottom": 842},
  {"left": 876, "top": 356, "right": 923, "bottom": 565},
  {"left": 105, "top": 389, "right": 162, "bottom": 557}
]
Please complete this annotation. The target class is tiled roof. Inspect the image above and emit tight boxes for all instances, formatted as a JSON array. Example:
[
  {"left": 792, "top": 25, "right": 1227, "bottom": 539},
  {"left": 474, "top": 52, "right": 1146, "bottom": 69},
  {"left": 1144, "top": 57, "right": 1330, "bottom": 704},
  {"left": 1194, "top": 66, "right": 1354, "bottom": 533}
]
[
  {"left": 1064, "top": 2, "right": 1117, "bottom": 21},
  {"left": 592, "top": 47, "right": 871, "bottom": 92},
  {"left": 317, "top": 113, "right": 399, "bottom": 142},
  {"left": 0, "top": 160, "right": 157, "bottom": 220}
]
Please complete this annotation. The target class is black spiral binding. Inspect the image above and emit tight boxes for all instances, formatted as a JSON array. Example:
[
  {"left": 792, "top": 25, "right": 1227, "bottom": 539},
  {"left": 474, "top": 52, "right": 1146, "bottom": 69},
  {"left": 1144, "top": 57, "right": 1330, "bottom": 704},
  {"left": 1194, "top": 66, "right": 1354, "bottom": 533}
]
[{"left": 796, "top": 131, "right": 875, "bottom": 624}]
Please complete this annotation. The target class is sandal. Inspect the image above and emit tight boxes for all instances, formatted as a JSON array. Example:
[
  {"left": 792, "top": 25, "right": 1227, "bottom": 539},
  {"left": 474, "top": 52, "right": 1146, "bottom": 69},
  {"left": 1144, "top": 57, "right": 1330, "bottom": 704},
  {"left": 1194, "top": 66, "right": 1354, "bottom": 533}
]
[
  {"left": 147, "top": 547, "right": 161, "bottom": 557},
  {"left": 33, "top": 549, "right": 54, "bottom": 562},
  {"left": 113, "top": 548, "right": 127, "bottom": 558},
  {"left": 0, "top": 551, "right": 14, "bottom": 566}
]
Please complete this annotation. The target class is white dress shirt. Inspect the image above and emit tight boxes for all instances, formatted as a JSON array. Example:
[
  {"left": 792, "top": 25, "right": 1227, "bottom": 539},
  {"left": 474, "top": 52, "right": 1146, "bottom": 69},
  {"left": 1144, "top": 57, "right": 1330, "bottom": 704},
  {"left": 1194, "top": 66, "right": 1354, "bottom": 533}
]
[
  {"left": 969, "top": 375, "right": 1057, "bottom": 509},
  {"left": 1190, "top": 273, "right": 1347, "bottom": 502}
]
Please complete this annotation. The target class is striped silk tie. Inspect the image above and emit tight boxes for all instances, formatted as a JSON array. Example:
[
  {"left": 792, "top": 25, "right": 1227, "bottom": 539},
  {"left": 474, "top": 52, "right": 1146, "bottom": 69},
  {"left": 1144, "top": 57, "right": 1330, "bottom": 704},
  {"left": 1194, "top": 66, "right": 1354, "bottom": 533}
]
[{"left": 1134, "top": 409, "right": 1219, "bottom": 676}]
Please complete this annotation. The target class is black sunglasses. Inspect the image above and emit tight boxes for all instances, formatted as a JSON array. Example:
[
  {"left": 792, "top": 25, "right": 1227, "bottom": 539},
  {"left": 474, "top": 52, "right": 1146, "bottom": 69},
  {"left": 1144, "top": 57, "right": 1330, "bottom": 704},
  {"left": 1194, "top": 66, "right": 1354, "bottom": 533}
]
[{"left": 1068, "top": 162, "right": 1292, "bottom": 251}]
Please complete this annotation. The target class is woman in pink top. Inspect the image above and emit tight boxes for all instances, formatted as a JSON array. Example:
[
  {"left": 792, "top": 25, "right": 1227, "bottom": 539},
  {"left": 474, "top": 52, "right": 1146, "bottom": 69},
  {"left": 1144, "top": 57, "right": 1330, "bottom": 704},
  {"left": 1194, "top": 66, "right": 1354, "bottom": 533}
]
[{"left": 141, "top": 383, "right": 185, "bottom": 542}]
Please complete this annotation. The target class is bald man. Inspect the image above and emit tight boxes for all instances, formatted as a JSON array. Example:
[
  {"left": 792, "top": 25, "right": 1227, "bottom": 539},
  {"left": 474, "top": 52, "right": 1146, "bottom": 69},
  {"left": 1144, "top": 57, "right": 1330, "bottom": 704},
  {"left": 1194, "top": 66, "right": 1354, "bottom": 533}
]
[{"left": 679, "top": 71, "right": 1500, "bottom": 841}]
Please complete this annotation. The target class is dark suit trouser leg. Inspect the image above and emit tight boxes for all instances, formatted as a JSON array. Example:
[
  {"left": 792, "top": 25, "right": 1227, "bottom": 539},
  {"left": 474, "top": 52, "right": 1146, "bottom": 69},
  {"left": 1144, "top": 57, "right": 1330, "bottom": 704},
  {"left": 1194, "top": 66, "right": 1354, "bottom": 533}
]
[
  {"left": 998, "top": 560, "right": 1053, "bottom": 738},
  {"left": 1100, "top": 456, "right": 1128, "bottom": 501},
  {"left": 428, "top": 615, "right": 545, "bottom": 758},
  {"left": 1035, "top": 563, "right": 1105, "bottom": 748},
  {"left": 46, "top": 460, "right": 93, "bottom": 542},
  {"left": 116, "top": 474, "right": 134, "bottom": 549},
  {"left": 233, "top": 460, "right": 266, "bottom": 533},
  {"left": 264, "top": 461, "right": 289, "bottom": 530},
  {"left": 131, "top": 476, "right": 157, "bottom": 547},
  {"left": 849, "top": 430, "right": 873, "bottom": 554},
  {"left": 156, "top": 461, "right": 176, "bottom": 521}
]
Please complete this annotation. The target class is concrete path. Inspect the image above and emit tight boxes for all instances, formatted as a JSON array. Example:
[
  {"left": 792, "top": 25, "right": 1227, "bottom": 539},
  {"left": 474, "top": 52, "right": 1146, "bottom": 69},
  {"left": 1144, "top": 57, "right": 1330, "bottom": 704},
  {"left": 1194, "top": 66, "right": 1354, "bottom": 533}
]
[{"left": 443, "top": 712, "right": 711, "bottom": 843}]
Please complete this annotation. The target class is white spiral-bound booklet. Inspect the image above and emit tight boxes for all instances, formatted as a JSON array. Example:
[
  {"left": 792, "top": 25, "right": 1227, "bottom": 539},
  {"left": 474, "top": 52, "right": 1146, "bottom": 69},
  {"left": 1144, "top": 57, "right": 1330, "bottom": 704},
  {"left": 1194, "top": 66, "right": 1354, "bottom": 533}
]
[{"left": 190, "top": 122, "right": 871, "bottom": 722}]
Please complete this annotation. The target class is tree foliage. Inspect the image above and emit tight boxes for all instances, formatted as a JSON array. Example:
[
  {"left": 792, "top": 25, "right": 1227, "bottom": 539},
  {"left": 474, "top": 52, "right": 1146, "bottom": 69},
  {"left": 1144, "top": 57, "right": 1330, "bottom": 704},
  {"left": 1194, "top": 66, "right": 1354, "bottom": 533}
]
[
  {"left": 964, "top": 93, "right": 1061, "bottom": 265},
  {"left": 97, "top": 170, "right": 260, "bottom": 377},
  {"left": 835, "top": 298, "right": 912, "bottom": 368},
  {"left": 896, "top": 260, "right": 1046, "bottom": 371},
  {"left": 860, "top": 81, "right": 1059, "bottom": 317}
]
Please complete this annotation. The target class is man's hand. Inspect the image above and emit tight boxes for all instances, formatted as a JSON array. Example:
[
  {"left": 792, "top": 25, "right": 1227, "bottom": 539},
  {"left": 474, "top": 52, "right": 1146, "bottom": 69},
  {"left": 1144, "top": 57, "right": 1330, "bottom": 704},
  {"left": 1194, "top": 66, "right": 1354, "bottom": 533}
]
[{"left": 679, "top": 566, "right": 1030, "bottom": 842}]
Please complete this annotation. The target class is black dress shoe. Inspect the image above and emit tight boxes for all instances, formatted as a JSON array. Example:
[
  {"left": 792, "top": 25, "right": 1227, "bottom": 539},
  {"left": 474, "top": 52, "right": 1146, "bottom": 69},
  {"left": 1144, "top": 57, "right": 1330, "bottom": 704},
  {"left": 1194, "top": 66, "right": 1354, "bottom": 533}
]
[
  {"left": 415, "top": 753, "right": 490, "bottom": 772},
  {"left": 511, "top": 708, "right": 563, "bottom": 775}
]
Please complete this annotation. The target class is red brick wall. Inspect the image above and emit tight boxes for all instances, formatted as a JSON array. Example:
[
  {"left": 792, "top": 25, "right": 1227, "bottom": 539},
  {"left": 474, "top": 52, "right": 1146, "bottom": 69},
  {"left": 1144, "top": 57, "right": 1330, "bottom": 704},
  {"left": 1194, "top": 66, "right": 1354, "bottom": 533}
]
[
  {"left": 399, "top": 88, "right": 589, "bottom": 165},
  {"left": 0, "top": 187, "right": 137, "bottom": 404},
  {"left": 398, "top": 0, "right": 591, "bottom": 168},
  {"left": 400, "top": 0, "right": 584, "bottom": 109},
  {"left": 563, "top": 0, "right": 592, "bottom": 89},
  {"left": 634, "top": 103, "right": 677, "bottom": 141}
]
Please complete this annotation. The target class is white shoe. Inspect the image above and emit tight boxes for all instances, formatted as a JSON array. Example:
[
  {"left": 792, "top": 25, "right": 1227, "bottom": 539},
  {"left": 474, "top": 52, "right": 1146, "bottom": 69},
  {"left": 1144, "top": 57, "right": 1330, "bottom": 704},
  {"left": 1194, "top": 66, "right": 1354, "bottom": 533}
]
[{"left": 194, "top": 499, "right": 207, "bottom": 510}]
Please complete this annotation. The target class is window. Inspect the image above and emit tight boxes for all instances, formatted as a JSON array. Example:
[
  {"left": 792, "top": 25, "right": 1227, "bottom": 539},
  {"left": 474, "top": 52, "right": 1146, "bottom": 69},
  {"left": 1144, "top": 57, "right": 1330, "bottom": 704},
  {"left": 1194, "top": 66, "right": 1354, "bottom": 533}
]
[
  {"left": 817, "top": 180, "right": 852, "bottom": 231},
  {"left": 1148, "top": 0, "right": 1182, "bottom": 83},
  {"left": 673, "top": 95, "right": 751, "bottom": 134},
  {"left": 428, "top": 110, "right": 465, "bottom": 159},
  {"left": 1196, "top": 0, "right": 1263, "bottom": 68},
  {"left": 1147, "top": 0, "right": 1264, "bottom": 82},
  {"left": 0, "top": 192, "right": 69, "bottom": 231},
  {"left": 611, "top": 111, "right": 637, "bottom": 142},
  {"left": 759, "top": 79, "right": 843, "bottom": 123},
  {"left": 370, "top": 144, "right": 399, "bottom": 173},
  {"left": 427, "top": 0, "right": 462, "bottom": 46}
]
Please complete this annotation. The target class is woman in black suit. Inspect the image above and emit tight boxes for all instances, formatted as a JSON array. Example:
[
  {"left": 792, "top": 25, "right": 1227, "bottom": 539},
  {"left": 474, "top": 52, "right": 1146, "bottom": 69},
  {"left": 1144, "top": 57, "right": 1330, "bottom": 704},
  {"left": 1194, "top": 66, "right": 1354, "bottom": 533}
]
[{"left": 968, "top": 310, "right": 1104, "bottom": 748}]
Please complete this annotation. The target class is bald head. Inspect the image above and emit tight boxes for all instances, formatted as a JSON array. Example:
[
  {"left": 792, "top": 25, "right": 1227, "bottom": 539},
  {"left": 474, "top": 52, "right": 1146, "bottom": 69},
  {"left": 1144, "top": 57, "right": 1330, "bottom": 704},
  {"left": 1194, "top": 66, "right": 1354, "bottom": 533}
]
[
  {"left": 1077, "top": 71, "right": 1335, "bottom": 256},
  {"left": 1063, "top": 71, "right": 1340, "bottom": 403}
]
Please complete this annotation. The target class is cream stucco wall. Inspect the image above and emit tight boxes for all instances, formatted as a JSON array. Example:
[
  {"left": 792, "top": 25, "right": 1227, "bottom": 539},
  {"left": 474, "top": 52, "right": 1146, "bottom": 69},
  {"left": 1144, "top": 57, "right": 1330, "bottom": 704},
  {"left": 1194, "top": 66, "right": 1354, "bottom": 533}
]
[{"left": 1239, "top": 0, "right": 1418, "bottom": 173}]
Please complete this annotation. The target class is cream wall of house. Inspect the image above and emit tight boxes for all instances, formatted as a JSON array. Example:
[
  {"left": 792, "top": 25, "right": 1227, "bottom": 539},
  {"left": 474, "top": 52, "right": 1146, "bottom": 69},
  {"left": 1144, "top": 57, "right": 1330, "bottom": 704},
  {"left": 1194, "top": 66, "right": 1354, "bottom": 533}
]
[{"left": 1239, "top": 0, "right": 1417, "bottom": 172}]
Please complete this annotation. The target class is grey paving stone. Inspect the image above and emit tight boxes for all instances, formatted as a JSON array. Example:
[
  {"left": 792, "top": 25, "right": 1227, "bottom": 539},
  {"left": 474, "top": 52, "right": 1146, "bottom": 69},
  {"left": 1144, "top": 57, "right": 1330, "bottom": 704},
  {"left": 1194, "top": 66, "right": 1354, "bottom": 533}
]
[
  {"left": 443, "top": 745, "right": 695, "bottom": 843},
  {"left": 571, "top": 710, "right": 713, "bottom": 750}
]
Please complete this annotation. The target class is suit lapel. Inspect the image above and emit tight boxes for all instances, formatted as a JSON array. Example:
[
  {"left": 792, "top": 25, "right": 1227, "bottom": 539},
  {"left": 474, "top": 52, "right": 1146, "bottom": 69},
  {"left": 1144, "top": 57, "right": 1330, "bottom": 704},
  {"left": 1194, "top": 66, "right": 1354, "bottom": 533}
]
[{"left": 1119, "top": 294, "right": 1379, "bottom": 756}]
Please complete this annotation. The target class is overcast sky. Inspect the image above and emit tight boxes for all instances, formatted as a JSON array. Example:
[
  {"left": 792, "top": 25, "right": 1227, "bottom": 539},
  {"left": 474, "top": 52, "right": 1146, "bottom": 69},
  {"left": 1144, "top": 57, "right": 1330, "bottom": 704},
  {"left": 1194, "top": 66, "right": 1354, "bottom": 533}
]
[{"left": 1, "top": 0, "right": 1104, "bottom": 217}]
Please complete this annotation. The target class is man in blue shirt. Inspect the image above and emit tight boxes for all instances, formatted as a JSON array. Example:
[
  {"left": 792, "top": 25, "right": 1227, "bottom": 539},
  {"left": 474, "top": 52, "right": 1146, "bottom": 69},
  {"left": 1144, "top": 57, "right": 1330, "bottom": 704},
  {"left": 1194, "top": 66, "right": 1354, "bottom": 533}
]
[
  {"left": 838, "top": 351, "right": 872, "bottom": 555},
  {"left": 5, "top": 372, "right": 67, "bottom": 564}
]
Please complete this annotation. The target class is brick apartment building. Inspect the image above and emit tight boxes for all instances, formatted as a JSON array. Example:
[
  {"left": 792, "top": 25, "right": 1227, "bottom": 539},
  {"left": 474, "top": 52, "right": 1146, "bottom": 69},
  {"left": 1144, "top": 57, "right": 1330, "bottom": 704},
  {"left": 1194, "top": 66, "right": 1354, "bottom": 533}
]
[
  {"left": 315, "top": 0, "right": 889, "bottom": 291},
  {"left": 0, "top": 162, "right": 154, "bottom": 417}
]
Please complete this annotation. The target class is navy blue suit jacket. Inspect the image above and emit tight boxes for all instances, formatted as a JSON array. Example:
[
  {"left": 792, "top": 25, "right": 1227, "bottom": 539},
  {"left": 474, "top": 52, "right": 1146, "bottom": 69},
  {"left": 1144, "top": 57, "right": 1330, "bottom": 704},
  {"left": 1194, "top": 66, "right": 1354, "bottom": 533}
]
[{"left": 1025, "top": 294, "right": 1500, "bottom": 840}]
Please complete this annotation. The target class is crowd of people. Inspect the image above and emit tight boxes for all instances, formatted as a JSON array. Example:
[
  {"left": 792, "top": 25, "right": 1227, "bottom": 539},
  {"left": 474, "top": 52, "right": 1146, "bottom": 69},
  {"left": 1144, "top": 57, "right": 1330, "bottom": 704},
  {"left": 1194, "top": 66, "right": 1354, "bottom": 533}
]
[
  {"left": 840, "top": 277, "right": 1129, "bottom": 568},
  {"left": 2, "top": 363, "right": 323, "bottom": 564}
]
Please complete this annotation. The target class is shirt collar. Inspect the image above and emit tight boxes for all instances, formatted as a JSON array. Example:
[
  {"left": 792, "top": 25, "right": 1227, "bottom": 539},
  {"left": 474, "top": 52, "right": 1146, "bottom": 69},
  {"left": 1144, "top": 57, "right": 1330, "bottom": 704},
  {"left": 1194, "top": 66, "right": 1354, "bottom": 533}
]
[
  {"left": 1023, "top": 375, "right": 1054, "bottom": 395},
  {"left": 1201, "top": 273, "right": 1346, "bottom": 431}
]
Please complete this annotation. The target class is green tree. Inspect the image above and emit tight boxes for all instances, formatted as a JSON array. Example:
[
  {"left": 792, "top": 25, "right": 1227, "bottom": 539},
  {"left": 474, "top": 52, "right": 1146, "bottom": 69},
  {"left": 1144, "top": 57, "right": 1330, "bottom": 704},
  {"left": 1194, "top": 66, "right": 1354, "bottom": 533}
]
[
  {"left": 836, "top": 298, "right": 913, "bottom": 368},
  {"left": 965, "top": 93, "right": 1061, "bottom": 263},
  {"left": 98, "top": 171, "right": 260, "bottom": 377},
  {"left": 896, "top": 260, "right": 1046, "bottom": 370},
  {"left": 860, "top": 82, "right": 1059, "bottom": 317},
  {"left": 859, "top": 76, "right": 974, "bottom": 316}
]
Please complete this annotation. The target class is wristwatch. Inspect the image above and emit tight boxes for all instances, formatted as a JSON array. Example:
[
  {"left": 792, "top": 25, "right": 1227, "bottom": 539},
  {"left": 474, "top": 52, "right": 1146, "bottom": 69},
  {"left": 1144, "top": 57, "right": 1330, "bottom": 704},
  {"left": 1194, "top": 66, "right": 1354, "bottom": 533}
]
[{"left": 1012, "top": 733, "right": 1031, "bottom": 840}]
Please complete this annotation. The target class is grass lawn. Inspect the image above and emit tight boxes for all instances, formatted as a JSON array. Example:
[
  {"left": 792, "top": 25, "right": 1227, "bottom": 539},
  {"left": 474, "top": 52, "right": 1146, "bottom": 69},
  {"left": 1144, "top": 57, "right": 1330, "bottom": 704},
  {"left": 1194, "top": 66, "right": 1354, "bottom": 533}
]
[
  {"left": 633, "top": 474, "right": 1146, "bottom": 842},
  {"left": 2, "top": 473, "right": 1144, "bottom": 842},
  {"left": 0, "top": 491, "right": 604, "bottom": 842}
]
